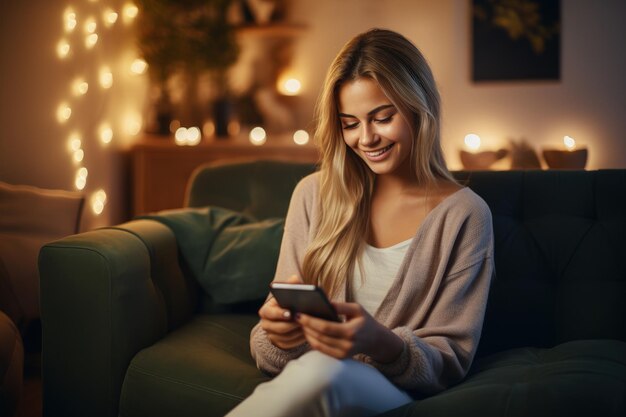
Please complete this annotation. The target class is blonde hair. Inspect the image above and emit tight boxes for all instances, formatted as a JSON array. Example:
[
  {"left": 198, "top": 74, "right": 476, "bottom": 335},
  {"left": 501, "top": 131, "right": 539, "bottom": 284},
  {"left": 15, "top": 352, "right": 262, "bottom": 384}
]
[{"left": 303, "top": 28, "right": 455, "bottom": 297}]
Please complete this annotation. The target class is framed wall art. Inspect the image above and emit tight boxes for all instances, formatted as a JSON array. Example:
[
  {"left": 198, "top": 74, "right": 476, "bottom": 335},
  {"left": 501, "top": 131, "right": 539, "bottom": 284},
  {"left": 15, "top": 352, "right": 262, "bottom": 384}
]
[{"left": 472, "top": 0, "right": 561, "bottom": 82}]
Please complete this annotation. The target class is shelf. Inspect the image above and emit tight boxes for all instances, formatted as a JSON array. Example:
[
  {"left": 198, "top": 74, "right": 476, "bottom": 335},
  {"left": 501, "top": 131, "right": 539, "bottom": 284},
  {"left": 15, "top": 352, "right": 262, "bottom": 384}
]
[
  {"left": 235, "top": 23, "right": 307, "bottom": 38},
  {"left": 132, "top": 134, "right": 319, "bottom": 215}
]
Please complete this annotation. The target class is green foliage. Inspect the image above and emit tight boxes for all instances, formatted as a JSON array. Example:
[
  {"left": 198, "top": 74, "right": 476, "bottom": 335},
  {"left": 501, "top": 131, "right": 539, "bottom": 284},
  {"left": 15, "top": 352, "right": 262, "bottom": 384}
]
[
  {"left": 473, "top": 0, "right": 559, "bottom": 55},
  {"left": 137, "top": 0, "right": 239, "bottom": 82}
]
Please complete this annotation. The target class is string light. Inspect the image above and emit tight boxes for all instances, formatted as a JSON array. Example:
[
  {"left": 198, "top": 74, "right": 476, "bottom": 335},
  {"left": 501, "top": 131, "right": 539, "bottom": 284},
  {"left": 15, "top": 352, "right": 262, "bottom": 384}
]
[
  {"left": 68, "top": 133, "right": 82, "bottom": 152},
  {"left": 75, "top": 167, "right": 88, "bottom": 190},
  {"left": 122, "top": 3, "right": 139, "bottom": 24},
  {"left": 56, "top": 2, "right": 142, "bottom": 218},
  {"left": 73, "top": 149, "right": 85, "bottom": 163},
  {"left": 72, "top": 78, "right": 89, "bottom": 96},
  {"left": 85, "top": 33, "right": 99, "bottom": 49},
  {"left": 84, "top": 17, "right": 97, "bottom": 34},
  {"left": 123, "top": 113, "right": 142, "bottom": 136},
  {"left": 91, "top": 189, "right": 107, "bottom": 215},
  {"left": 57, "top": 40, "right": 71, "bottom": 59},
  {"left": 99, "top": 123, "right": 113, "bottom": 144},
  {"left": 103, "top": 9, "right": 118, "bottom": 27},
  {"left": 64, "top": 9, "right": 77, "bottom": 32},
  {"left": 57, "top": 103, "right": 72, "bottom": 123},
  {"left": 99, "top": 67, "right": 113, "bottom": 88},
  {"left": 130, "top": 58, "right": 147, "bottom": 75}
]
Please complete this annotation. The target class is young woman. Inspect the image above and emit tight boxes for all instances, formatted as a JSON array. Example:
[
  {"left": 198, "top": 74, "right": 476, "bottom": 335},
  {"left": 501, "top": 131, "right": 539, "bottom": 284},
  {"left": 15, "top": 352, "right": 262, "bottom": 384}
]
[{"left": 227, "top": 28, "right": 494, "bottom": 417}]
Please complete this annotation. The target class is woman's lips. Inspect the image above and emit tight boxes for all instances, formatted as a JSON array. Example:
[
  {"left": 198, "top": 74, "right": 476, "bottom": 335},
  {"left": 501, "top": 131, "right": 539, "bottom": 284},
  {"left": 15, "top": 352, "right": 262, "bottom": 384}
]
[{"left": 363, "top": 144, "right": 394, "bottom": 161}]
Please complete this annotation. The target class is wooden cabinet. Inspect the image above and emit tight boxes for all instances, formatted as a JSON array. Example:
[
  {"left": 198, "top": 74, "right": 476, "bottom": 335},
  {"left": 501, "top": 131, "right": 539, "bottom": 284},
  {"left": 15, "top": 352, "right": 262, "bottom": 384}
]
[{"left": 132, "top": 135, "right": 319, "bottom": 215}]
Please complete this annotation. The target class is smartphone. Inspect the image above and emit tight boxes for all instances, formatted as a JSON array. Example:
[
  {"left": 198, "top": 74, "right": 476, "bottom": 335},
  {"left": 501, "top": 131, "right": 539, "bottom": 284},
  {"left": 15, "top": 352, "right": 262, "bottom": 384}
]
[{"left": 269, "top": 282, "right": 341, "bottom": 322}]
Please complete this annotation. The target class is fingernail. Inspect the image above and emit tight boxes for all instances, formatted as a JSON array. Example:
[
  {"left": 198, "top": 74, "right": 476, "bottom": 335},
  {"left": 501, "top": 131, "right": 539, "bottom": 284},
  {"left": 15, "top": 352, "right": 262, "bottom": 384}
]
[{"left": 283, "top": 311, "right": 291, "bottom": 319}]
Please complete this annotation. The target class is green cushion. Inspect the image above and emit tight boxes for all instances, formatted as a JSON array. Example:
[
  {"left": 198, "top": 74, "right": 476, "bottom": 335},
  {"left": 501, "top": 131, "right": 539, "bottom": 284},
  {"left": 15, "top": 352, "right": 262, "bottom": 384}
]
[
  {"left": 379, "top": 339, "right": 626, "bottom": 417},
  {"left": 139, "top": 207, "right": 283, "bottom": 311},
  {"left": 119, "top": 314, "right": 269, "bottom": 417}
]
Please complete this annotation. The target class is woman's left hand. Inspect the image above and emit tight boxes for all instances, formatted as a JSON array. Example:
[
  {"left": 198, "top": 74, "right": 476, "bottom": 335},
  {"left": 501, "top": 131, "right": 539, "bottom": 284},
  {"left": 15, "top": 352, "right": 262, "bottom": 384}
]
[{"left": 297, "top": 302, "right": 404, "bottom": 363}]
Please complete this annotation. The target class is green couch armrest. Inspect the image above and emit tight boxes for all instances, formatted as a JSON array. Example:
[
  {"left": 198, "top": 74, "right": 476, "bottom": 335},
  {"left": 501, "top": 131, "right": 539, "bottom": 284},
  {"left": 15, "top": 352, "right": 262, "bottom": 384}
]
[{"left": 39, "top": 219, "right": 197, "bottom": 417}]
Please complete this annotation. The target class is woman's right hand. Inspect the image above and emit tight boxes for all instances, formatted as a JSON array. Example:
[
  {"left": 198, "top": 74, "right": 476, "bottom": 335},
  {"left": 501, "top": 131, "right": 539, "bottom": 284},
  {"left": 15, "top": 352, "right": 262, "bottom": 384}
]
[{"left": 259, "top": 275, "right": 306, "bottom": 350}]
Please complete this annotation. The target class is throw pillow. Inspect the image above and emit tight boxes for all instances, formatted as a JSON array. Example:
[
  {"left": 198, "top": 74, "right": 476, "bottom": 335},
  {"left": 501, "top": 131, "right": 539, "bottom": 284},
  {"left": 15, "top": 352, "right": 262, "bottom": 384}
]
[{"left": 139, "top": 207, "right": 284, "bottom": 308}]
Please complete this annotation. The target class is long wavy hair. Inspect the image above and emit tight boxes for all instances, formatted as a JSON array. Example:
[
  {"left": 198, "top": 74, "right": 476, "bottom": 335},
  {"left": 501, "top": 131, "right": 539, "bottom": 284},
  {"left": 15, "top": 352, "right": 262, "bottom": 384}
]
[{"left": 302, "top": 28, "right": 456, "bottom": 298}]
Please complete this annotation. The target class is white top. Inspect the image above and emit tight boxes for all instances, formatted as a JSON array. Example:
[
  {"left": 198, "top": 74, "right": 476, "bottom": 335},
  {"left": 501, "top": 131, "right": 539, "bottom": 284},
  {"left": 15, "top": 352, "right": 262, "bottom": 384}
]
[{"left": 351, "top": 238, "right": 413, "bottom": 316}]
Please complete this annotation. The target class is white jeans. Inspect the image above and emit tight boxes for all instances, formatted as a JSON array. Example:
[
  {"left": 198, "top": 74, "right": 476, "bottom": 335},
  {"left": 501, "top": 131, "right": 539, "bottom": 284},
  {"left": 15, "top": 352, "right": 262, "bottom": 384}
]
[{"left": 226, "top": 350, "right": 413, "bottom": 417}]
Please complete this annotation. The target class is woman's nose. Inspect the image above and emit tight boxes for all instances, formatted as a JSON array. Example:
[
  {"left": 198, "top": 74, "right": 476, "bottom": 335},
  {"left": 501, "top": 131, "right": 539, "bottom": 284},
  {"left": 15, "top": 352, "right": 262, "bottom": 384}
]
[{"left": 359, "top": 125, "right": 379, "bottom": 147}]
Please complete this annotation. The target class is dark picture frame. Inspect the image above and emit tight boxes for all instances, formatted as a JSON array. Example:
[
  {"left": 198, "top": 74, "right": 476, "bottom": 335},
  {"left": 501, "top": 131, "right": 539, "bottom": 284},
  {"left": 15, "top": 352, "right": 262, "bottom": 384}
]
[{"left": 472, "top": 0, "right": 561, "bottom": 82}]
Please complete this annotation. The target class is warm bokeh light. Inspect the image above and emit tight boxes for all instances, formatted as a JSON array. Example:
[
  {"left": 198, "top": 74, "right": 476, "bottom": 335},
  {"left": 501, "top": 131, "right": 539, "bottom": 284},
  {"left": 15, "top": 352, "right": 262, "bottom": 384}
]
[
  {"left": 84, "top": 17, "right": 97, "bottom": 34},
  {"left": 123, "top": 3, "right": 139, "bottom": 23},
  {"left": 464, "top": 133, "right": 481, "bottom": 151},
  {"left": 130, "top": 58, "right": 148, "bottom": 75},
  {"left": 293, "top": 130, "right": 309, "bottom": 145},
  {"left": 72, "top": 78, "right": 89, "bottom": 96},
  {"left": 75, "top": 175, "right": 87, "bottom": 190},
  {"left": 75, "top": 168, "right": 88, "bottom": 190},
  {"left": 85, "top": 33, "right": 99, "bottom": 49},
  {"left": 91, "top": 189, "right": 107, "bottom": 215},
  {"left": 99, "top": 67, "right": 113, "bottom": 88},
  {"left": 68, "top": 133, "right": 82, "bottom": 152},
  {"left": 123, "top": 113, "right": 142, "bottom": 136},
  {"left": 175, "top": 127, "right": 201, "bottom": 146},
  {"left": 249, "top": 127, "right": 267, "bottom": 146},
  {"left": 103, "top": 9, "right": 119, "bottom": 27},
  {"left": 564, "top": 135, "right": 576, "bottom": 151},
  {"left": 73, "top": 149, "right": 85, "bottom": 163},
  {"left": 57, "top": 103, "right": 72, "bottom": 123},
  {"left": 278, "top": 77, "right": 302, "bottom": 96},
  {"left": 99, "top": 123, "right": 113, "bottom": 144},
  {"left": 64, "top": 9, "right": 77, "bottom": 32},
  {"left": 202, "top": 120, "right": 215, "bottom": 137},
  {"left": 57, "top": 40, "right": 71, "bottom": 59}
]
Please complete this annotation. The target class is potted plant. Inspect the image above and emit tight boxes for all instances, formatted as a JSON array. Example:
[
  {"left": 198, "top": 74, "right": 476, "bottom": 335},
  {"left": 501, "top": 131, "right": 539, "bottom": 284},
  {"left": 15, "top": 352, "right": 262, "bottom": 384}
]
[{"left": 137, "top": 0, "right": 240, "bottom": 136}]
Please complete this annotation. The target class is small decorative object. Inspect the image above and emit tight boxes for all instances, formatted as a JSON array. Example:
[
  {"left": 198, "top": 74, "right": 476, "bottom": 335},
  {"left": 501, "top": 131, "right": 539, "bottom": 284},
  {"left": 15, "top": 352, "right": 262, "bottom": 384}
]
[
  {"left": 246, "top": 0, "right": 279, "bottom": 24},
  {"left": 542, "top": 136, "right": 588, "bottom": 169},
  {"left": 509, "top": 138, "right": 542, "bottom": 169},
  {"left": 459, "top": 133, "right": 508, "bottom": 170}
]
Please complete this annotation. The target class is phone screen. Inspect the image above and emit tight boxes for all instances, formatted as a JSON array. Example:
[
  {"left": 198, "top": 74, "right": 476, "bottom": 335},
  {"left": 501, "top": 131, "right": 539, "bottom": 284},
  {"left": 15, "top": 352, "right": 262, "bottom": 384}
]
[{"left": 269, "top": 283, "right": 340, "bottom": 322}]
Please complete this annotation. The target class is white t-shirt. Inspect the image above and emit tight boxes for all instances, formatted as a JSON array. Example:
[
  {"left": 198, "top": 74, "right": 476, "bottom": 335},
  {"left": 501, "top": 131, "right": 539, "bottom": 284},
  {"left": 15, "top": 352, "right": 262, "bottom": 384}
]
[{"left": 351, "top": 238, "right": 412, "bottom": 316}]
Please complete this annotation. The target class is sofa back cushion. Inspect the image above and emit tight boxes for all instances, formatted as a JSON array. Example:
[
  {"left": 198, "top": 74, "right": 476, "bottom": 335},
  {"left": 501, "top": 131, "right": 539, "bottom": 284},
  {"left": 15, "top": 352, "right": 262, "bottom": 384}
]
[
  {"left": 455, "top": 170, "right": 626, "bottom": 356},
  {"left": 185, "top": 160, "right": 318, "bottom": 220},
  {"left": 0, "top": 182, "right": 84, "bottom": 327},
  {"left": 186, "top": 162, "right": 626, "bottom": 355}
]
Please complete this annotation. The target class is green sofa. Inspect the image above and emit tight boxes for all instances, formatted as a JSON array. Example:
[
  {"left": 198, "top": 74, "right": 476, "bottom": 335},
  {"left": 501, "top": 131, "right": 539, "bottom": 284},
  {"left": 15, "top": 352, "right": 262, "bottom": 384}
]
[{"left": 39, "top": 161, "right": 626, "bottom": 417}]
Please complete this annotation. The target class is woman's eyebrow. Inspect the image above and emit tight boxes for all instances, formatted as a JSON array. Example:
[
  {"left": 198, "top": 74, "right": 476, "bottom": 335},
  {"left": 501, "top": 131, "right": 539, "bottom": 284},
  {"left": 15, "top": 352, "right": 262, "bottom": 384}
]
[{"left": 338, "top": 104, "right": 395, "bottom": 118}]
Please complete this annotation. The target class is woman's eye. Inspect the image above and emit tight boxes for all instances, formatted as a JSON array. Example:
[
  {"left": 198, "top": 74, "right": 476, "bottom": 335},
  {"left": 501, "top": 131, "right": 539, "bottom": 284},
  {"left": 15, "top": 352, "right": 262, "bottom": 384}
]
[
  {"left": 374, "top": 115, "right": 393, "bottom": 124},
  {"left": 342, "top": 122, "right": 359, "bottom": 130}
]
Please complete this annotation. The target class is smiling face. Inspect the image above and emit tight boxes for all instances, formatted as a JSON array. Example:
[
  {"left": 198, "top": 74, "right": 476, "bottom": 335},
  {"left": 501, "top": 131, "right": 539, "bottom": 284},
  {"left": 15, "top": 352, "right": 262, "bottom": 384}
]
[{"left": 338, "top": 77, "right": 414, "bottom": 179}]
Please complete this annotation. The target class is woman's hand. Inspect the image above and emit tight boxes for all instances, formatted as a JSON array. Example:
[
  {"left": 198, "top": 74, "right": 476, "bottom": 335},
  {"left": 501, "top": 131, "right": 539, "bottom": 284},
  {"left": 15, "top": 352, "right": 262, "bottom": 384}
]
[
  {"left": 297, "top": 302, "right": 404, "bottom": 363},
  {"left": 259, "top": 276, "right": 306, "bottom": 350}
]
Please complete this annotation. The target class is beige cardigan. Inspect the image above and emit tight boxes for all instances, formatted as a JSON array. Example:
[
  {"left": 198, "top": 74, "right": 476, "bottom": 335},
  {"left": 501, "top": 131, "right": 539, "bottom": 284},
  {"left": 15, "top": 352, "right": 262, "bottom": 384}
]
[{"left": 250, "top": 173, "right": 494, "bottom": 394}]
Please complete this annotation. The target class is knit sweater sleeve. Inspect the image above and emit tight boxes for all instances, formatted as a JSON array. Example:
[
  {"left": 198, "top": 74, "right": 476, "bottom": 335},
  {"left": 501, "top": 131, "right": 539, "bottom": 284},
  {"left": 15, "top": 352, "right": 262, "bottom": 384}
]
[
  {"left": 249, "top": 173, "right": 319, "bottom": 375},
  {"left": 360, "top": 192, "right": 495, "bottom": 394}
]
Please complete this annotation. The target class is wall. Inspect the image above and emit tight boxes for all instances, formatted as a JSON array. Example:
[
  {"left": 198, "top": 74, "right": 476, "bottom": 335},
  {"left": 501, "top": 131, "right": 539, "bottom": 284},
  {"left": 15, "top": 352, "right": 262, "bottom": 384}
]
[
  {"left": 0, "top": 0, "right": 147, "bottom": 230},
  {"left": 1, "top": 0, "right": 625, "bottom": 230},
  {"left": 287, "top": 0, "right": 626, "bottom": 170}
]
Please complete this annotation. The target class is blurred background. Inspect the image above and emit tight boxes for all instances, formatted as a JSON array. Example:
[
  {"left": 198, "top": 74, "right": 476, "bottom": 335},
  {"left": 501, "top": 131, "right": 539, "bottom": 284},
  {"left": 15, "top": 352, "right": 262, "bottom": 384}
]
[{"left": 1, "top": 0, "right": 625, "bottom": 232}]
